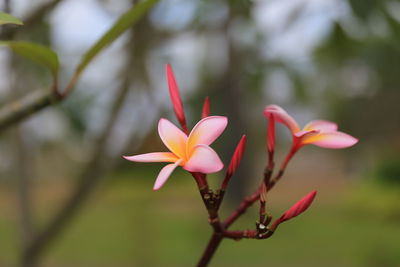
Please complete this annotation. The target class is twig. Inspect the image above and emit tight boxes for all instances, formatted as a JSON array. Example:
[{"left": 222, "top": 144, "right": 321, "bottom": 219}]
[
  {"left": 6, "top": 25, "right": 36, "bottom": 267},
  {"left": 21, "top": 28, "right": 138, "bottom": 266},
  {"left": 0, "top": 89, "right": 60, "bottom": 132},
  {"left": 197, "top": 166, "right": 285, "bottom": 266}
]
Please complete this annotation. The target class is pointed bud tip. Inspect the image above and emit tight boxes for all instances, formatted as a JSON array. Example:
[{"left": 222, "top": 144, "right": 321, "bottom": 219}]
[
  {"left": 165, "top": 64, "right": 187, "bottom": 130},
  {"left": 226, "top": 135, "right": 247, "bottom": 178},
  {"left": 271, "top": 190, "right": 317, "bottom": 231},
  {"left": 201, "top": 96, "right": 210, "bottom": 118}
]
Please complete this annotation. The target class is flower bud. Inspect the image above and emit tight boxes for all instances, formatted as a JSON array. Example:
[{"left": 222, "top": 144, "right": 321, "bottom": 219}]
[{"left": 270, "top": 190, "right": 317, "bottom": 231}]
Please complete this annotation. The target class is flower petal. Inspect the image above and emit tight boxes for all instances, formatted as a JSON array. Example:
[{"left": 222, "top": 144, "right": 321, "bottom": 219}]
[
  {"left": 183, "top": 144, "right": 223, "bottom": 173},
  {"left": 303, "top": 120, "right": 338, "bottom": 132},
  {"left": 264, "top": 105, "right": 300, "bottom": 134},
  {"left": 187, "top": 116, "right": 227, "bottom": 155},
  {"left": 158, "top": 118, "right": 187, "bottom": 159},
  {"left": 153, "top": 160, "right": 182, "bottom": 190},
  {"left": 302, "top": 131, "right": 358, "bottom": 149},
  {"left": 123, "top": 152, "right": 178, "bottom": 163},
  {"left": 294, "top": 130, "right": 319, "bottom": 139}
]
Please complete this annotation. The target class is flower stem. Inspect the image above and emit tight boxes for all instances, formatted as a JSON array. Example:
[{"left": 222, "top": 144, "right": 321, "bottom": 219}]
[{"left": 197, "top": 233, "right": 223, "bottom": 267}]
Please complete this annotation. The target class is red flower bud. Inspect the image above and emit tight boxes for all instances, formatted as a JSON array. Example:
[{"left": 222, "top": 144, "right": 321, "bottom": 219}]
[
  {"left": 201, "top": 96, "right": 210, "bottom": 119},
  {"left": 270, "top": 190, "right": 317, "bottom": 231},
  {"left": 221, "top": 135, "right": 247, "bottom": 190},
  {"left": 166, "top": 64, "right": 188, "bottom": 133}
]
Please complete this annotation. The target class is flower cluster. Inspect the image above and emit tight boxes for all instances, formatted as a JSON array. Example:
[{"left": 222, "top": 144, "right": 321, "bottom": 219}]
[{"left": 123, "top": 64, "right": 358, "bottom": 266}]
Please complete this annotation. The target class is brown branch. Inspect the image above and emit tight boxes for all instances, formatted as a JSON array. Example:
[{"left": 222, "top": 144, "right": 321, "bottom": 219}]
[
  {"left": 21, "top": 25, "right": 140, "bottom": 264},
  {"left": 223, "top": 229, "right": 273, "bottom": 240},
  {"left": 196, "top": 233, "right": 223, "bottom": 267},
  {"left": 22, "top": 71, "right": 132, "bottom": 267},
  {"left": 0, "top": 89, "right": 61, "bottom": 132},
  {"left": 0, "top": 0, "right": 65, "bottom": 131},
  {"left": 223, "top": 190, "right": 260, "bottom": 229},
  {"left": 223, "top": 168, "right": 285, "bottom": 229},
  {"left": 7, "top": 46, "right": 36, "bottom": 266},
  {"left": 197, "top": 165, "right": 286, "bottom": 266}
]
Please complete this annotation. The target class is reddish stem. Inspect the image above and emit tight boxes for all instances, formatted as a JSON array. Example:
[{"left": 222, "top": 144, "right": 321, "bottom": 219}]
[
  {"left": 196, "top": 153, "right": 288, "bottom": 266},
  {"left": 197, "top": 233, "right": 223, "bottom": 267},
  {"left": 223, "top": 190, "right": 260, "bottom": 229}
]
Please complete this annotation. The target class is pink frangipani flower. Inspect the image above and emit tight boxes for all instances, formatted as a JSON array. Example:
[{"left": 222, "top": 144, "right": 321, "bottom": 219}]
[
  {"left": 124, "top": 116, "right": 228, "bottom": 190},
  {"left": 264, "top": 105, "right": 358, "bottom": 169}
]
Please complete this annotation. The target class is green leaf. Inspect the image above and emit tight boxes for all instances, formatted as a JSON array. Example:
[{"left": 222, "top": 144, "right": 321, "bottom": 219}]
[
  {"left": 76, "top": 0, "right": 159, "bottom": 74},
  {"left": 0, "top": 11, "right": 23, "bottom": 25},
  {"left": 0, "top": 41, "right": 59, "bottom": 78}
]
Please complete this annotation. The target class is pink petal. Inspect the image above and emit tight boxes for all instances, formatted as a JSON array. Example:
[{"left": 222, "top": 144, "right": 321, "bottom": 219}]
[
  {"left": 302, "top": 131, "right": 358, "bottom": 149},
  {"left": 264, "top": 105, "right": 300, "bottom": 134},
  {"left": 153, "top": 160, "right": 182, "bottom": 190},
  {"left": 303, "top": 120, "right": 338, "bottom": 132},
  {"left": 187, "top": 116, "right": 228, "bottom": 154},
  {"left": 158, "top": 118, "right": 187, "bottom": 159},
  {"left": 166, "top": 64, "right": 188, "bottom": 133},
  {"left": 293, "top": 130, "right": 319, "bottom": 139},
  {"left": 183, "top": 144, "right": 223, "bottom": 173},
  {"left": 123, "top": 152, "right": 178, "bottom": 163}
]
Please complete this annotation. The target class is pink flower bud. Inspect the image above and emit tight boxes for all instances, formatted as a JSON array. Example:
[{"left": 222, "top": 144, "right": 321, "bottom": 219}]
[
  {"left": 270, "top": 190, "right": 317, "bottom": 231},
  {"left": 222, "top": 135, "right": 247, "bottom": 189},
  {"left": 201, "top": 96, "right": 210, "bottom": 119},
  {"left": 166, "top": 64, "right": 188, "bottom": 133},
  {"left": 267, "top": 114, "right": 275, "bottom": 157}
]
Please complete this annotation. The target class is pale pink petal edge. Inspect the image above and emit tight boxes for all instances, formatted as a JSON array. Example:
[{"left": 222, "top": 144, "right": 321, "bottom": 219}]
[
  {"left": 187, "top": 116, "right": 227, "bottom": 153},
  {"left": 303, "top": 120, "right": 338, "bottom": 132},
  {"left": 153, "top": 160, "right": 182, "bottom": 190},
  {"left": 264, "top": 105, "right": 300, "bottom": 134},
  {"left": 305, "top": 131, "right": 359, "bottom": 149},
  {"left": 123, "top": 152, "right": 178, "bottom": 163}
]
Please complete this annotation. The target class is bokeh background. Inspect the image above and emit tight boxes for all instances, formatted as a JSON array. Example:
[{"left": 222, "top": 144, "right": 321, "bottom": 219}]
[{"left": 1, "top": 0, "right": 400, "bottom": 266}]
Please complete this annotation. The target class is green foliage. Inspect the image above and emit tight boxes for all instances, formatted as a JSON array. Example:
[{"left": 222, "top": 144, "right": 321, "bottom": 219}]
[
  {"left": 374, "top": 154, "right": 400, "bottom": 185},
  {"left": 0, "top": 41, "right": 59, "bottom": 79},
  {"left": 0, "top": 11, "right": 23, "bottom": 26},
  {"left": 76, "top": 0, "right": 159, "bottom": 75},
  {"left": 314, "top": 23, "right": 361, "bottom": 67},
  {"left": 347, "top": 0, "right": 386, "bottom": 21}
]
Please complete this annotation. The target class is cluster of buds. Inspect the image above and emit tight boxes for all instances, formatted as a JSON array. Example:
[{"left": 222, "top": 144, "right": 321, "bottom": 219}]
[{"left": 123, "top": 65, "right": 358, "bottom": 265}]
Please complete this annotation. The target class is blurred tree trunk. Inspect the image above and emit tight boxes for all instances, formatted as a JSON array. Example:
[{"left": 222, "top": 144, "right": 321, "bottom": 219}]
[
  {"left": 210, "top": 0, "right": 260, "bottom": 205},
  {"left": 21, "top": 8, "right": 160, "bottom": 266}
]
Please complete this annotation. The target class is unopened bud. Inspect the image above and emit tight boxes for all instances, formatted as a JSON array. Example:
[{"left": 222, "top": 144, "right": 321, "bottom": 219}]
[
  {"left": 270, "top": 190, "right": 317, "bottom": 231},
  {"left": 201, "top": 96, "right": 210, "bottom": 118}
]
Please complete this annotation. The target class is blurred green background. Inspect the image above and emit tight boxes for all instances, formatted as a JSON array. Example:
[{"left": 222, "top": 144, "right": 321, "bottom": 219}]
[{"left": 1, "top": 0, "right": 400, "bottom": 266}]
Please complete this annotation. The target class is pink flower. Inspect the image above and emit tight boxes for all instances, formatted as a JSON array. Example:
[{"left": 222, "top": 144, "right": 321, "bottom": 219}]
[
  {"left": 270, "top": 190, "right": 317, "bottom": 231},
  {"left": 264, "top": 105, "right": 358, "bottom": 169},
  {"left": 124, "top": 116, "right": 228, "bottom": 190}
]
